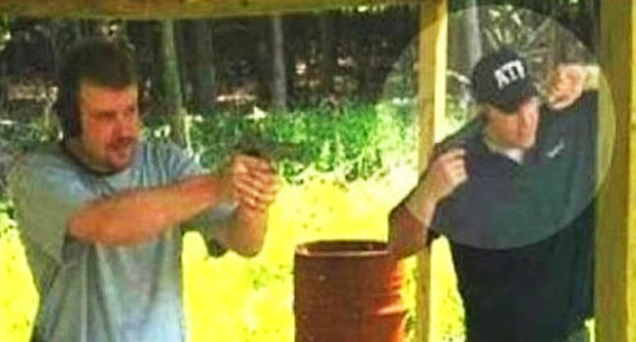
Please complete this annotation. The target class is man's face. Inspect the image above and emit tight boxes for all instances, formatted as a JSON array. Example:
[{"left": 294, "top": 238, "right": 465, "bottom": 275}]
[
  {"left": 77, "top": 81, "right": 140, "bottom": 173},
  {"left": 484, "top": 96, "right": 540, "bottom": 150}
]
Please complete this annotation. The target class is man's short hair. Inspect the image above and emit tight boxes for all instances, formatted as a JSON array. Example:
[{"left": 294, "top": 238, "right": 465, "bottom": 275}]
[{"left": 54, "top": 37, "right": 138, "bottom": 138}]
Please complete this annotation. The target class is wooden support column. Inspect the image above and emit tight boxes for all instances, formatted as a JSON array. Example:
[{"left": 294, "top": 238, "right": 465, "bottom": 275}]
[
  {"left": 416, "top": 1, "right": 447, "bottom": 341},
  {"left": 597, "top": 2, "right": 636, "bottom": 342}
]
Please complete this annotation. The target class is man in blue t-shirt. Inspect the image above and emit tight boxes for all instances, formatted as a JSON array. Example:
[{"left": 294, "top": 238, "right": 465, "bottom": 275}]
[
  {"left": 9, "top": 37, "right": 279, "bottom": 342},
  {"left": 389, "top": 48, "right": 599, "bottom": 342}
]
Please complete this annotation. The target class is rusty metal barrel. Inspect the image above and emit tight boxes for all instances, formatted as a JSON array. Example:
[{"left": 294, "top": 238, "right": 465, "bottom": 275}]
[{"left": 294, "top": 240, "right": 406, "bottom": 342}]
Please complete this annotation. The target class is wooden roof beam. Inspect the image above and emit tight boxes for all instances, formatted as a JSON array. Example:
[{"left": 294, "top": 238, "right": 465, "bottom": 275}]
[{"left": 0, "top": 0, "right": 420, "bottom": 19}]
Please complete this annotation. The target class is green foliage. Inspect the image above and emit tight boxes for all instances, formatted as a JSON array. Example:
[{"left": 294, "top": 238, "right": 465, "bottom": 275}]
[
  {"left": 0, "top": 200, "right": 13, "bottom": 236},
  {"left": 147, "top": 101, "right": 417, "bottom": 184},
  {"left": 0, "top": 117, "right": 58, "bottom": 154},
  {"left": 0, "top": 16, "right": 10, "bottom": 53},
  {"left": 0, "top": 117, "right": 59, "bottom": 205}
]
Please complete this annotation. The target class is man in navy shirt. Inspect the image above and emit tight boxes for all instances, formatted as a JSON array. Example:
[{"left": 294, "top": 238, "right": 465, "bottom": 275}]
[{"left": 389, "top": 48, "right": 598, "bottom": 342}]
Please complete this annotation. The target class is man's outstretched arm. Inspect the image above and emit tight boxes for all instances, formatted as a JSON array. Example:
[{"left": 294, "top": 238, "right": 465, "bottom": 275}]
[
  {"left": 69, "top": 174, "right": 230, "bottom": 245},
  {"left": 70, "top": 155, "right": 279, "bottom": 249},
  {"left": 388, "top": 148, "right": 467, "bottom": 259}
]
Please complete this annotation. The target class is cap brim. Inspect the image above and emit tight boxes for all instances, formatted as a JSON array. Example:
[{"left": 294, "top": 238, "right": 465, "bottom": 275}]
[{"left": 491, "top": 82, "right": 538, "bottom": 114}]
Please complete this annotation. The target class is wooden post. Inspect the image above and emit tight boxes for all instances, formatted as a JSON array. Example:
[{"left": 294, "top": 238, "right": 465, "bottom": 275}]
[
  {"left": 597, "top": 2, "right": 636, "bottom": 342},
  {"left": 416, "top": 0, "right": 447, "bottom": 341}
]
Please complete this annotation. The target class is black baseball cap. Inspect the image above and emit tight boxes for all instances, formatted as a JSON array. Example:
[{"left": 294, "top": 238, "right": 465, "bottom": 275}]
[{"left": 471, "top": 47, "right": 538, "bottom": 113}]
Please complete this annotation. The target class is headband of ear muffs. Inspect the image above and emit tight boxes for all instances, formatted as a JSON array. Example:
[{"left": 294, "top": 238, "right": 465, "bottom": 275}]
[{"left": 53, "top": 38, "right": 138, "bottom": 139}]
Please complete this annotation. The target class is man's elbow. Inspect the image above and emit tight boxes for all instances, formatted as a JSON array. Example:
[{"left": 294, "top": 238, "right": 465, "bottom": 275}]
[
  {"left": 387, "top": 205, "right": 426, "bottom": 260},
  {"left": 68, "top": 210, "right": 101, "bottom": 243},
  {"left": 229, "top": 213, "right": 268, "bottom": 258},
  {"left": 233, "top": 242, "right": 263, "bottom": 258},
  {"left": 221, "top": 231, "right": 266, "bottom": 258},
  {"left": 388, "top": 227, "right": 420, "bottom": 260},
  {"left": 68, "top": 217, "right": 122, "bottom": 245},
  {"left": 69, "top": 209, "right": 151, "bottom": 246}
]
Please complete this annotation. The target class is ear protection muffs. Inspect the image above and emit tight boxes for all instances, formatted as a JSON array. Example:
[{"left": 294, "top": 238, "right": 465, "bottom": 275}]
[
  {"left": 53, "top": 71, "right": 82, "bottom": 138},
  {"left": 53, "top": 38, "right": 140, "bottom": 139}
]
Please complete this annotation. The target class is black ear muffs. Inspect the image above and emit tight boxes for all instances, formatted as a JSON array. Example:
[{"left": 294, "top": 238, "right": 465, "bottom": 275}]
[
  {"left": 54, "top": 37, "right": 140, "bottom": 139},
  {"left": 54, "top": 83, "right": 81, "bottom": 138}
]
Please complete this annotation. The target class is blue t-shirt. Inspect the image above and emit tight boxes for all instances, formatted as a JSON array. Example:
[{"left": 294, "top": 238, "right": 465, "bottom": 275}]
[{"left": 8, "top": 141, "right": 234, "bottom": 342}]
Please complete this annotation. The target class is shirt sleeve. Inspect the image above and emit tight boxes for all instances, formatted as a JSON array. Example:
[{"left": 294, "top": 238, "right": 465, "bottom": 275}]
[
  {"left": 409, "top": 144, "right": 455, "bottom": 238},
  {"left": 8, "top": 155, "right": 95, "bottom": 265},
  {"left": 163, "top": 143, "right": 234, "bottom": 257},
  {"left": 428, "top": 198, "right": 452, "bottom": 237}
]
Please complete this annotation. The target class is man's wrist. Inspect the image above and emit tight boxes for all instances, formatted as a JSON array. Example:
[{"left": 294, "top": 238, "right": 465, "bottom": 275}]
[
  {"left": 388, "top": 202, "right": 429, "bottom": 258},
  {"left": 403, "top": 190, "right": 437, "bottom": 228},
  {"left": 205, "top": 173, "right": 235, "bottom": 207}
]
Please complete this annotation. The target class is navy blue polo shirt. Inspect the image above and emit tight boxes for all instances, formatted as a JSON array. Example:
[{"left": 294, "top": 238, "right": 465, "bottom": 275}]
[{"left": 430, "top": 91, "right": 597, "bottom": 341}]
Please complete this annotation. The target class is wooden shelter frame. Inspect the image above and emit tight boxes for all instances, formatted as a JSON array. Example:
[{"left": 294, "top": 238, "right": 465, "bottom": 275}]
[{"left": 0, "top": 0, "right": 633, "bottom": 341}]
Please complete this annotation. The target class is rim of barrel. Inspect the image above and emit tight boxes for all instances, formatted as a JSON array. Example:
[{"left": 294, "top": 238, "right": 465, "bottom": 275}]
[{"left": 295, "top": 239, "right": 389, "bottom": 258}]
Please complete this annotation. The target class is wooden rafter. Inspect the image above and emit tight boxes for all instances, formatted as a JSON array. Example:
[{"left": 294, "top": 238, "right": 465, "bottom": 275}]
[{"left": 0, "top": 0, "right": 419, "bottom": 19}]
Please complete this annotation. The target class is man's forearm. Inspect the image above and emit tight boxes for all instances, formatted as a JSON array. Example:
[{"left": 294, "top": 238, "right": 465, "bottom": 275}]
[
  {"left": 216, "top": 209, "right": 268, "bottom": 257},
  {"left": 388, "top": 194, "right": 438, "bottom": 259},
  {"left": 387, "top": 146, "right": 467, "bottom": 258},
  {"left": 69, "top": 174, "right": 227, "bottom": 245}
]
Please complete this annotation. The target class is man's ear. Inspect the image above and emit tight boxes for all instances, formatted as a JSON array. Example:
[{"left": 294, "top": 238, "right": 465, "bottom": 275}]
[{"left": 477, "top": 104, "right": 492, "bottom": 122}]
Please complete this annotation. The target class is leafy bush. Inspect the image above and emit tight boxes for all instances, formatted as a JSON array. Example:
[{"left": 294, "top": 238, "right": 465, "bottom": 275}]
[
  {"left": 0, "top": 100, "right": 417, "bottom": 191},
  {"left": 146, "top": 100, "right": 418, "bottom": 184},
  {"left": 0, "top": 115, "right": 58, "bottom": 201}
]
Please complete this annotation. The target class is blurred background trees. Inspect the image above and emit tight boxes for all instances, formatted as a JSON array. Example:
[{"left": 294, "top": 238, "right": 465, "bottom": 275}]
[{"left": 0, "top": 0, "right": 599, "bottom": 197}]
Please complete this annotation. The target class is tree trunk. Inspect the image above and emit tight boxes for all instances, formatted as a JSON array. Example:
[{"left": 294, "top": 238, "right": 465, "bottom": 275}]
[
  {"left": 318, "top": 13, "right": 336, "bottom": 95},
  {"left": 463, "top": 2, "right": 482, "bottom": 68},
  {"left": 175, "top": 21, "right": 191, "bottom": 109},
  {"left": 254, "top": 18, "right": 272, "bottom": 107},
  {"left": 160, "top": 20, "right": 189, "bottom": 149},
  {"left": 585, "top": 0, "right": 600, "bottom": 57},
  {"left": 448, "top": 2, "right": 481, "bottom": 108},
  {"left": 271, "top": 14, "right": 287, "bottom": 111},
  {"left": 72, "top": 19, "right": 84, "bottom": 41},
  {"left": 449, "top": 2, "right": 481, "bottom": 70},
  {"left": 189, "top": 20, "right": 216, "bottom": 114},
  {"left": 126, "top": 21, "right": 158, "bottom": 109}
]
